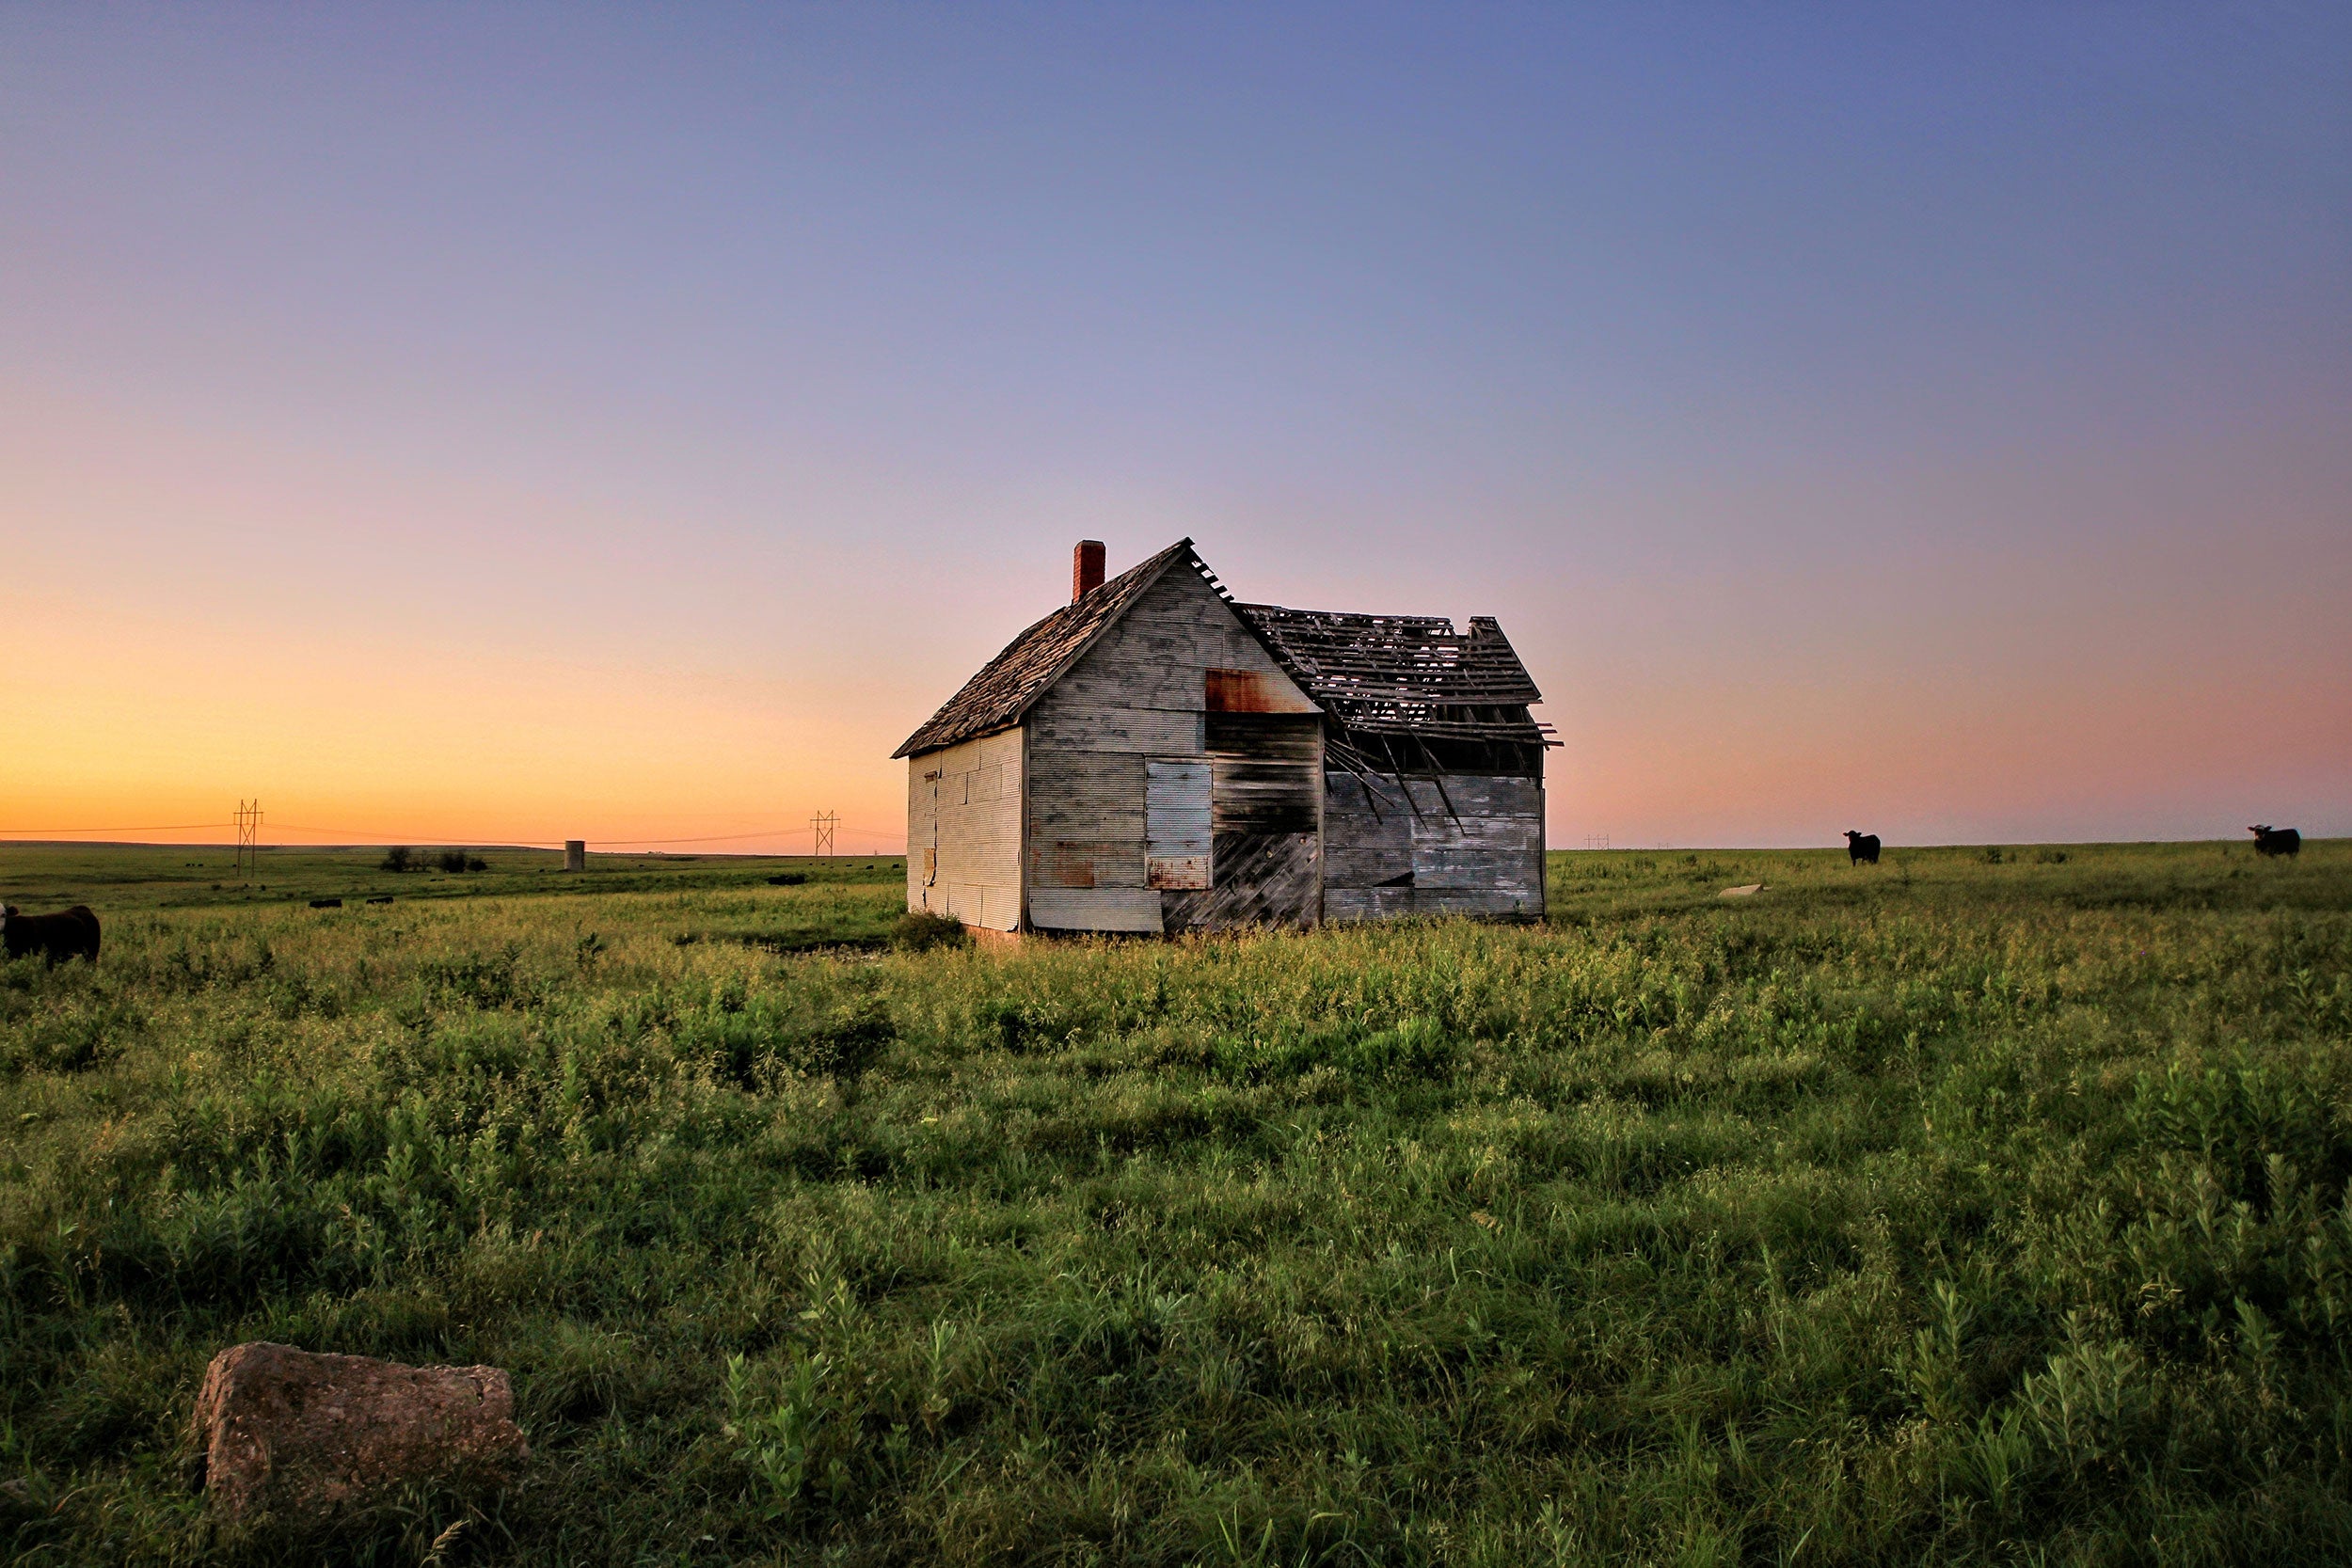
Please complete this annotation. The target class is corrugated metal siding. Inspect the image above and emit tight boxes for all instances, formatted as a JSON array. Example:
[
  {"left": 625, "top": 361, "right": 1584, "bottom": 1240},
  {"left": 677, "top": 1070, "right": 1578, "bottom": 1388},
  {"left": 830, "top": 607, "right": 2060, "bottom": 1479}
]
[
  {"left": 1144, "top": 759, "right": 1212, "bottom": 889},
  {"left": 1028, "top": 888, "right": 1164, "bottom": 932},
  {"left": 903, "top": 729, "right": 1024, "bottom": 931}
]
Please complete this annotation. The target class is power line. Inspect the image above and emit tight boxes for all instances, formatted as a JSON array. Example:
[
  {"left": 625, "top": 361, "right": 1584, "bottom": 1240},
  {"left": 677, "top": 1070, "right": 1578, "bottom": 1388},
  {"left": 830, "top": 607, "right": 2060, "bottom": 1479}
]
[
  {"left": 588, "top": 826, "right": 822, "bottom": 847},
  {"left": 5, "top": 819, "right": 904, "bottom": 851},
  {"left": 810, "top": 812, "right": 837, "bottom": 857},
  {"left": 0, "top": 822, "right": 234, "bottom": 837},
  {"left": 266, "top": 824, "right": 566, "bottom": 847}
]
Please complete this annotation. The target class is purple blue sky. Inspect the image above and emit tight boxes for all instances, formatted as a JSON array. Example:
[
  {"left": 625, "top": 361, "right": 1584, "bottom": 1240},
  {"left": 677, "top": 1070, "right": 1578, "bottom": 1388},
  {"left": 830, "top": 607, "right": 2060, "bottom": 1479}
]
[{"left": 3, "top": 4, "right": 2345, "bottom": 852}]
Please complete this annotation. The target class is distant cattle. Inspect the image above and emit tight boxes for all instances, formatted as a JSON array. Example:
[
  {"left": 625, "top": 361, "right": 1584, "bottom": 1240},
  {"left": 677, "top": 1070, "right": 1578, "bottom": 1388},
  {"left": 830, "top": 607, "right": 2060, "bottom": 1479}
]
[
  {"left": 2249, "top": 826, "right": 2302, "bottom": 858},
  {"left": 1, "top": 904, "right": 102, "bottom": 964},
  {"left": 1844, "top": 832, "right": 1882, "bottom": 865}
]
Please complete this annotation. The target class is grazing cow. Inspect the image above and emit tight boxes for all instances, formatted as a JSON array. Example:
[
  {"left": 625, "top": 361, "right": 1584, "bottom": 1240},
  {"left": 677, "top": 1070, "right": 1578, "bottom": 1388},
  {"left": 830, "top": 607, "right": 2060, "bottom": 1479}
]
[
  {"left": 1844, "top": 831, "right": 1882, "bottom": 865},
  {"left": 0, "top": 904, "right": 102, "bottom": 964},
  {"left": 2249, "top": 826, "right": 2303, "bottom": 858}
]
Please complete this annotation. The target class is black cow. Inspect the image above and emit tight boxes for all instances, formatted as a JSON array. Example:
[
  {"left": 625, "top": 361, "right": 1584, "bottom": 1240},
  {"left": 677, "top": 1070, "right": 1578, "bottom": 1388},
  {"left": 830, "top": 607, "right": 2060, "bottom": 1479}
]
[
  {"left": 1844, "top": 831, "right": 1882, "bottom": 865},
  {"left": 1, "top": 904, "right": 102, "bottom": 964},
  {"left": 2249, "top": 826, "right": 2302, "bottom": 858}
]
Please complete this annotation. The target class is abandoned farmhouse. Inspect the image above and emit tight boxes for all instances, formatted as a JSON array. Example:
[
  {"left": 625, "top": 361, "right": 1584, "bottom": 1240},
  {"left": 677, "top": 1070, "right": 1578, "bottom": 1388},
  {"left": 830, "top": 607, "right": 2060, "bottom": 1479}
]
[{"left": 896, "top": 539, "right": 1554, "bottom": 935}]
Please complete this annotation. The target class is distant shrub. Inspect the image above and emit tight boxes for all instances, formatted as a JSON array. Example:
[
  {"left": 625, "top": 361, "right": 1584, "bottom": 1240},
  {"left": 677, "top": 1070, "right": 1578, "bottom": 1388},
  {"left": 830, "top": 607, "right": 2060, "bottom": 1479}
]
[
  {"left": 1980, "top": 847, "right": 2006, "bottom": 864},
  {"left": 768, "top": 874, "right": 808, "bottom": 887},
  {"left": 2036, "top": 848, "right": 2070, "bottom": 864},
  {"left": 891, "top": 912, "right": 968, "bottom": 953},
  {"left": 436, "top": 849, "right": 489, "bottom": 873},
  {"left": 379, "top": 846, "right": 414, "bottom": 873}
]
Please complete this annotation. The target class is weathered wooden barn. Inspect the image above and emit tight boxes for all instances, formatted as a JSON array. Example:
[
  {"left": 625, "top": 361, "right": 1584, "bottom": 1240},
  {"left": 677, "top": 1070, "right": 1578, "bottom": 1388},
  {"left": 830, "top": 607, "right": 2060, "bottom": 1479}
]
[{"left": 896, "top": 539, "right": 1552, "bottom": 935}]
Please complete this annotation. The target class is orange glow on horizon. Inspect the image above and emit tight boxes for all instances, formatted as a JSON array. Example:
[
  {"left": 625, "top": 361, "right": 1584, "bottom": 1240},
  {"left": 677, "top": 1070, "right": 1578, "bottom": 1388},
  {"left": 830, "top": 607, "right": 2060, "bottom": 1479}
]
[{"left": 1, "top": 590, "right": 908, "bottom": 856}]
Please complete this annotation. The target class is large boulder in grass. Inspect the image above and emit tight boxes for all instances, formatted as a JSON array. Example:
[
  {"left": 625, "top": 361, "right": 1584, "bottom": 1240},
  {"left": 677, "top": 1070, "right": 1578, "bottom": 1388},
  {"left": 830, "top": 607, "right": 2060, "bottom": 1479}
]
[{"left": 189, "top": 1342, "right": 528, "bottom": 1522}]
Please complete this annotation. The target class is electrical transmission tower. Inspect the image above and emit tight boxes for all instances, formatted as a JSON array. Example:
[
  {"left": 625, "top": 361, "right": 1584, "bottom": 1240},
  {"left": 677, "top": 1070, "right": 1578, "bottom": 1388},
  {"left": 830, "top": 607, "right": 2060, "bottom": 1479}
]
[
  {"left": 233, "top": 800, "right": 263, "bottom": 881},
  {"left": 811, "top": 812, "right": 837, "bottom": 858}
]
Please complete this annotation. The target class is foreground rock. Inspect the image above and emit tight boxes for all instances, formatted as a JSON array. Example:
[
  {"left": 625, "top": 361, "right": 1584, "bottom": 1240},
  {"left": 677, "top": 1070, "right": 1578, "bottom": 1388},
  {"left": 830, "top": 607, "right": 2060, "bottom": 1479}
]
[{"left": 190, "top": 1342, "right": 528, "bottom": 1522}]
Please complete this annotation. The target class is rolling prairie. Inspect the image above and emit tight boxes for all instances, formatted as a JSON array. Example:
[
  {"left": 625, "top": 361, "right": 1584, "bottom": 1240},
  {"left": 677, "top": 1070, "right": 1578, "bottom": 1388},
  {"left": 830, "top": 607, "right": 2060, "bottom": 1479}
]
[{"left": 3, "top": 841, "right": 2347, "bottom": 1564}]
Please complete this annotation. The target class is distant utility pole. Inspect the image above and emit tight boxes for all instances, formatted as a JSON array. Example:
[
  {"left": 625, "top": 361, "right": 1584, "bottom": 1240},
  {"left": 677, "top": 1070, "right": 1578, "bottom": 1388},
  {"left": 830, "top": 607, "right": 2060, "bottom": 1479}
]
[
  {"left": 811, "top": 812, "right": 837, "bottom": 858},
  {"left": 234, "top": 800, "right": 263, "bottom": 880},
  {"left": 1583, "top": 833, "right": 1610, "bottom": 851}
]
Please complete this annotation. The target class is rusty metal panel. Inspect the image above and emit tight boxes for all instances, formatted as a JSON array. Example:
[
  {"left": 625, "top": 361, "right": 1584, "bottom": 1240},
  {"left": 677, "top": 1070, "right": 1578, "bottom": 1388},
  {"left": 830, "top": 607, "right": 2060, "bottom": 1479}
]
[
  {"left": 1201, "top": 666, "right": 1318, "bottom": 714},
  {"left": 1147, "top": 857, "right": 1211, "bottom": 891},
  {"left": 1144, "top": 758, "right": 1212, "bottom": 890},
  {"left": 1205, "top": 667, "right": 1280, "bottom": 713},
  {"left": 1033, "top": 840, "right": 1140, "bottom": 890}
]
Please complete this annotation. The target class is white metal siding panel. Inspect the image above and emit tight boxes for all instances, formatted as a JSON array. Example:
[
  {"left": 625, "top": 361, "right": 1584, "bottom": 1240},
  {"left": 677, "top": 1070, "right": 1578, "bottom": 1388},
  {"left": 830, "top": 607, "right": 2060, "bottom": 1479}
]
[
  {"left": 904, "top": 733, "right": 1025, "bottom": 930},
  {"left": 907, "top": 758, "right": 937, "bottom": 911}
]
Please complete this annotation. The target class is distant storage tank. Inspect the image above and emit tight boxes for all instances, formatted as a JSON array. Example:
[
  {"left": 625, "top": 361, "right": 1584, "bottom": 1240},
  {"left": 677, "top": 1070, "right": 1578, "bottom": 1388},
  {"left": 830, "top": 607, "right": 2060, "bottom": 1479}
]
[{"left": 564, "top": 840, "right": 585, "bottom": 872}]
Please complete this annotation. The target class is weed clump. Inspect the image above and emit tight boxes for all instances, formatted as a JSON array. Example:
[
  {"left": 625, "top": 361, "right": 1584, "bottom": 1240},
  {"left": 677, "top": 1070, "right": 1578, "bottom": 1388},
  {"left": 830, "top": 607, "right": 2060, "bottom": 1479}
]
[{"left": 890, "top": 911, "right": 968, "bottom": 953}]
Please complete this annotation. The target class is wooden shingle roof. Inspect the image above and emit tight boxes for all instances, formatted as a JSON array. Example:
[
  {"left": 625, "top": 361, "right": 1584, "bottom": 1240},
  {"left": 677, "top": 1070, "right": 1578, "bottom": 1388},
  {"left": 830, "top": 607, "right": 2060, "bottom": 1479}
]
[{"left": 892, "top": 539, "right": 1205, "bottom": 758}]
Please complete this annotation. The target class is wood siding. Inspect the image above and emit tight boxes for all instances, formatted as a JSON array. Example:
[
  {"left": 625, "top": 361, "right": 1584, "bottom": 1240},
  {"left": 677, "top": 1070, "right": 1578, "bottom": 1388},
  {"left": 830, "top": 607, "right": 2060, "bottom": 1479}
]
[
  {"left": 904, "top": 729, "right": 1024, "bottom": 931},
  {"left": 1321, "top": 769, "right": 1544, "bottom": 923},
  {"left": 1025, "top": 564, "right": 1321, "bottom": 932}
]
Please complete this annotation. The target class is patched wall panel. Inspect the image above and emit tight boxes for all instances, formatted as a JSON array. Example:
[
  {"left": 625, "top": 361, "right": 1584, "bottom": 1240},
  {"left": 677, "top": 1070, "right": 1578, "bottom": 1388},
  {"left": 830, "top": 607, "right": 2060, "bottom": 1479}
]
[{"left": 1145, "top": 759, "right": 1213, "bottom": 889}]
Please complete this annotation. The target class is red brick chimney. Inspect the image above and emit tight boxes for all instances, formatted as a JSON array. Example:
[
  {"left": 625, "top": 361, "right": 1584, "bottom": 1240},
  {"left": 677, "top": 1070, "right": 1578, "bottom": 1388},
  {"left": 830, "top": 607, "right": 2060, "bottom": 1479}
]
[{"left": 1073, "top": 539, "right": 1105, "bottom": 602}]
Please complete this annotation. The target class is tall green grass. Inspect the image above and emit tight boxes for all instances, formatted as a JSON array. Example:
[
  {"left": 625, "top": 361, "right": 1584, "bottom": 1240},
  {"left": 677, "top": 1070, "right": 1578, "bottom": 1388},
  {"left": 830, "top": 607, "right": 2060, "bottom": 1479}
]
[{"left": 2, "top": 842, "right": 2347, "bottom": 1564}]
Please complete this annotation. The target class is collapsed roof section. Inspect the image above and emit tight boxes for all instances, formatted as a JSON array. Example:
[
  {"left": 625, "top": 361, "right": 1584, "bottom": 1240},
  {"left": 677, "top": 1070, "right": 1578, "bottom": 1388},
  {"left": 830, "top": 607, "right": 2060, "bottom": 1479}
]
[{"left": 1232, "top": 604, "right": 1555, "bottom": 749}]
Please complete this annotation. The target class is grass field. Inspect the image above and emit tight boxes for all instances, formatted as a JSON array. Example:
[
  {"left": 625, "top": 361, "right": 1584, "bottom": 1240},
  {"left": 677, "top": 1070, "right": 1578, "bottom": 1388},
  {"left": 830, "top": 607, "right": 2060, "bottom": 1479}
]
[{"left": 3, "top": 840, "right": 2348, "bottom": 1565}]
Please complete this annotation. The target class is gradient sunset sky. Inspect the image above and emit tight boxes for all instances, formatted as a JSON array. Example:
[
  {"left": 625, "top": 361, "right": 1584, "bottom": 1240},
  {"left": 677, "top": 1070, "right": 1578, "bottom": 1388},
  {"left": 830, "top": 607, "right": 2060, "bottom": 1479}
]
[{"left": 4, "top": 4, "right": 2345, "bottom": 854}]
